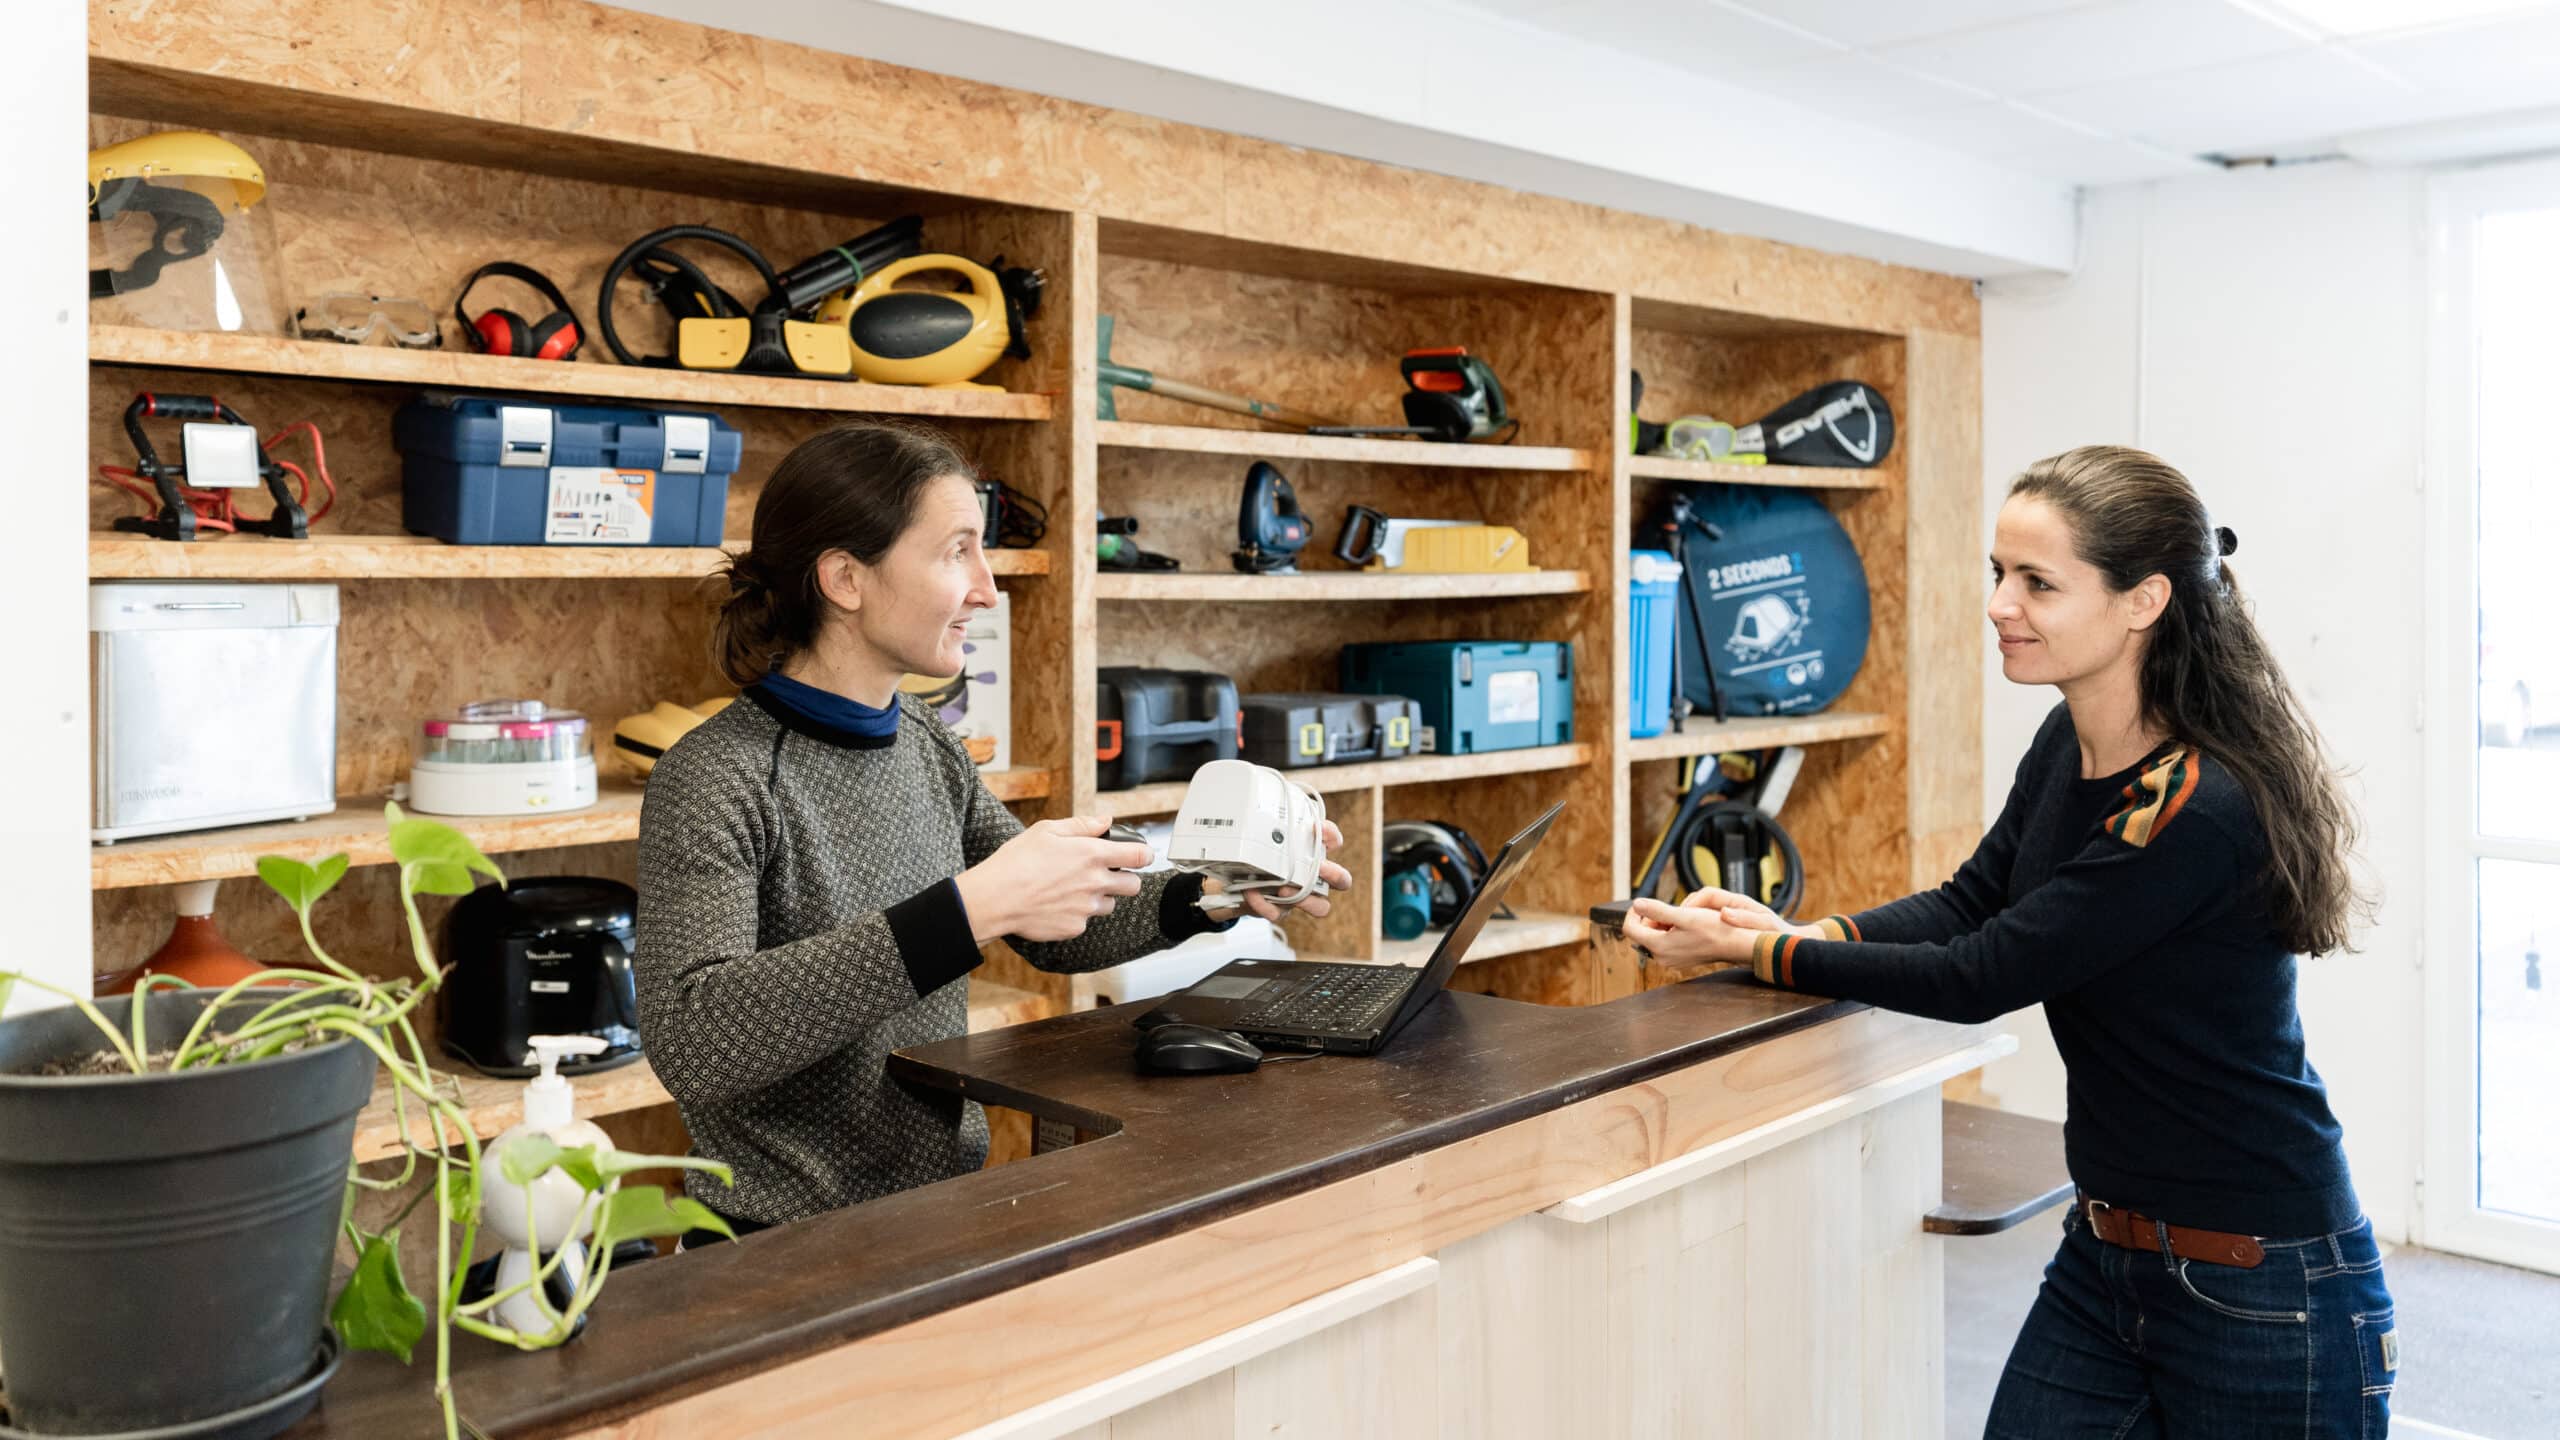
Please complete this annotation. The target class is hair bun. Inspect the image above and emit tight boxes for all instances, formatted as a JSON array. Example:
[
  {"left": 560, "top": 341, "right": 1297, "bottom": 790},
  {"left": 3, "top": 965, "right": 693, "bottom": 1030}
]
[{"left": 2215, "top": 525, "right": 2238, "bottom": 557}]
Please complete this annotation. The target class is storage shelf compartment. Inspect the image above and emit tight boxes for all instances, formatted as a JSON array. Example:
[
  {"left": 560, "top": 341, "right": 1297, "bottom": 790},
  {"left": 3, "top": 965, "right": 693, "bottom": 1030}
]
[
  {"left": 1099, "top": 743, "right": 1593, "bottom": 818},
  {"left": 1098, "top": 420, "right": 1590, "bottom": 473},
  {"left": 1373, "top": 907, "right": 1585, "bottom": 968},
  {"left": 1625, "top": 712, "right": 1893, "bottom": 762},
  {"left": 87, "top": 532, "right": 1051, "bottom": 581},
  {"left": 1092, "top": 570, "right": 1587, "bottom": 602},
  {"left": 350, "top": 981, "right": 1051, "bottom": 1163},
  {"left": 91, "top": 769, "right": 1056, "bottom": 890},
  {"left": 90, "top": 326, "right": 1053, "bottom": 421}
]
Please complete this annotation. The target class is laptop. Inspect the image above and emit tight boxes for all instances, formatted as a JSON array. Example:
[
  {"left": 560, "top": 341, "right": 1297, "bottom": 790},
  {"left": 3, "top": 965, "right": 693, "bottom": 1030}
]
[{"left": 1134, "top": 802, "right": 1562, "bottom": 1055}]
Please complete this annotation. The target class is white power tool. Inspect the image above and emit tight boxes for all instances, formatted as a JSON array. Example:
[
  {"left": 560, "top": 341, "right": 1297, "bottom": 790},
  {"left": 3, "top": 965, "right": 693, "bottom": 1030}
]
[{"left": 1162, "top": 759, "right": 1330, "bottom": 912}]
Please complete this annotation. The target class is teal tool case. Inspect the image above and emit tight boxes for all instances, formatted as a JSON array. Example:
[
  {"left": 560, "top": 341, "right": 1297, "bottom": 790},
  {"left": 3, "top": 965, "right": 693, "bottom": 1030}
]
[{"left": 1338, "top": 641, "right": 1573, "bottom": 754}]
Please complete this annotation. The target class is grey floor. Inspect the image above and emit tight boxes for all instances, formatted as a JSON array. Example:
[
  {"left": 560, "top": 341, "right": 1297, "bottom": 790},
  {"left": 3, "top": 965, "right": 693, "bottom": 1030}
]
[{"left": 1945, "top": 1214, "right": 2560, "bottom": 1438}]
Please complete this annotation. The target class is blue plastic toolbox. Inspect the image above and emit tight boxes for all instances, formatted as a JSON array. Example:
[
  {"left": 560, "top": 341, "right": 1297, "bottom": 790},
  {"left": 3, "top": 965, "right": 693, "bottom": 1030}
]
[
  {"left": 1339, "top": 641, "right": 1573, "bottom": 755},
  {"left": 394, "top": 394, "right": 743, "bottom": 546},
  {"left": 1628, "top": 549, "right": 1681, "bottom": 738}
]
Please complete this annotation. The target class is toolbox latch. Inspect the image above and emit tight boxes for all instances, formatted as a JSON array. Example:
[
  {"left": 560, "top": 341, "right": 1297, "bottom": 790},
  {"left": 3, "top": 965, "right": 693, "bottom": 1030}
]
[
  {"left": 1458, "top": 649, "right": 1474, "bottom": 685},
  {"left": 498, "top": 406, "right": 554, "bottom": 468},
  {"left": 662, "top": 415, "right": 710, "bottom": 475}
]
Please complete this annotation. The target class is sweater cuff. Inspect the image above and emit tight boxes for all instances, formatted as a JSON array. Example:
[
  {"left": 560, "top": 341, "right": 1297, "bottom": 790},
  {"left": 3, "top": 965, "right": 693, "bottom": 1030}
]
[
  {"left": 887, "top": 878, "right": 983, "bottom": 997},
  {"left": 1751, "top": 916, "right": 1858, "bottom": 988},
  {"left": 1159, "top": 872, "right": 1239, "bottom": 942}
]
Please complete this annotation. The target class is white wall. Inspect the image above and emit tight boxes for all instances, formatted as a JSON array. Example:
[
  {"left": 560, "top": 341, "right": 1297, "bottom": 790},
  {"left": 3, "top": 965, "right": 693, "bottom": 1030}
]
[
  {"left": 0, "top": 2, "right": 92, "bottom": 1012},
  {"left": 1978, "top": 169, "right": 2429, "bottom": 1243},
  {"left": 611, "top": 0, "right": 2078, "bottom": 276}
]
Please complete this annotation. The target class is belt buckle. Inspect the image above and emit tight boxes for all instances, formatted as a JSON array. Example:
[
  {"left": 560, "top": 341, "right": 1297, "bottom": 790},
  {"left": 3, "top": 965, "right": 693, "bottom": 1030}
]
[{"left": 2084, "top": 1197, "right": 2113, "bottom": 1230}]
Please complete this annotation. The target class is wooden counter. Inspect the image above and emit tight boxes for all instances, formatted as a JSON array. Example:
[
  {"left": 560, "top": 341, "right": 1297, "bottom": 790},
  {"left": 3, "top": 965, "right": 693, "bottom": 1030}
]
[{"left": 282, "top": 974, "right": 1994, "bottom": 1438}]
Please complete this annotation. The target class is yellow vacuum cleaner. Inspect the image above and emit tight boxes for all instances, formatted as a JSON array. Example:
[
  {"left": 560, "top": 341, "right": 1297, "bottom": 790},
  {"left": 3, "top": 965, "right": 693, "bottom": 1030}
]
[{"left": 818, "top": 255, "right": 1046, "bottom": 390}]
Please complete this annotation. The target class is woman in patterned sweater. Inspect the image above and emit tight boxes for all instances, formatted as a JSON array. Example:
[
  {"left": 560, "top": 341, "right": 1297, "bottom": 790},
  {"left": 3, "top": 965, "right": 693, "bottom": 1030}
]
[
  {"left": 1627, "top": 446, "right": 2392, "bottom": 1438},
  {"left": 635, "top": 424, "right": 1347, "bottom": 1237}
]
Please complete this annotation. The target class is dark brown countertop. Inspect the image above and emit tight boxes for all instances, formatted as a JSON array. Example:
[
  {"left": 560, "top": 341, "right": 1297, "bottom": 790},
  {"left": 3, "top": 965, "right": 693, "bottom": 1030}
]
[{"left": 287, "top": 973, "right": 1856, "bottom": 1438}]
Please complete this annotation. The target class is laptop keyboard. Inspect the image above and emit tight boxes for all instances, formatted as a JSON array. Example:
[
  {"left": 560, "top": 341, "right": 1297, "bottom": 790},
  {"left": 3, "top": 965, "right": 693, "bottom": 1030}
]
[{"left": 1234, "top": 964, "right": 1411, "bottom": 1034}]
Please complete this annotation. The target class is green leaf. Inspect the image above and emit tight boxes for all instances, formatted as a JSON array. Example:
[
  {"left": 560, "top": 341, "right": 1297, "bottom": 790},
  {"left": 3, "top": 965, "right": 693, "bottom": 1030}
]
[
  {"left": 387, "top": 810, "right": 503, "bottom": 890},
  {"left": 586, "top": 1150, "right": 734, "bottom": 1187},
  {"left": 495, "top": 1133, "right": 565, "bottom": 1188},
  {"left": 332, "top": 1230, "right": 427, "bottom": 1364},
  {"left": 407, "top": 861, "right": 481, "bottom": 897},
  {"left": 256, "top": 856, "right": 320, "bottom": 914},
  {"left": 594, "top": 1185, "right": 729, "bottom": 1247},
  {"left": 440, "top": 1162, "right": 481, "bottom": 1224}
]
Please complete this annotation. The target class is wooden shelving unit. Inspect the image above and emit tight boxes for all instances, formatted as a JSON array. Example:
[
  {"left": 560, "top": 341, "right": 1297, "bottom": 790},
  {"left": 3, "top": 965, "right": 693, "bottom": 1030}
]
[
  {"left": 1097, "top": 419, "right": 1590, "bottom": 472},
  {"left": 349, "top": 980, "right": 1054, "bottom": 1164},
  {"left": 1092, "top": 570, "right": 1585, "bottom": 603},
  {"left": 92, "top": 768, "right": 1056, "bottom": 890},
  {"left": 81, "top": 0, "right": 1980, "bottom": 1063},
  {"left": 91, "top": 325, "right": 1055, "bottom": 422},
  {"left": 1099, "top": 743, "right": 1593, "bottom": 819},
  {"left": 88, "top": 532, "right": 1052, "bottom": 581},
  {"left": 1624, "top": 454, "right": 1892, "bottom": 490}
]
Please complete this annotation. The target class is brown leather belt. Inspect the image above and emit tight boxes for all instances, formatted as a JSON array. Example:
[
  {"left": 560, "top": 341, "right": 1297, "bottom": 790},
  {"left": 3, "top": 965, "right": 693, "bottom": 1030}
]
[{"left": 2079, "top": 1193, "right": 2265, "bottom": 1269}]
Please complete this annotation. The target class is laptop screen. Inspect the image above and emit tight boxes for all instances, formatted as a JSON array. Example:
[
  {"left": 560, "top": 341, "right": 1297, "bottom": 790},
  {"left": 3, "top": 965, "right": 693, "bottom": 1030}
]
[{"left": 1376, "top": 801, "right": 1563, "bottom": 1042}]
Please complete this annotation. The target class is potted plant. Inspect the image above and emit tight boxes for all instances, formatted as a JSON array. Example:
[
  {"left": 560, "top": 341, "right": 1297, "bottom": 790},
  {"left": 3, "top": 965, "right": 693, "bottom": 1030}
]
[{"left": 0, "top": 806, "right": 730, "bottom": 1439}]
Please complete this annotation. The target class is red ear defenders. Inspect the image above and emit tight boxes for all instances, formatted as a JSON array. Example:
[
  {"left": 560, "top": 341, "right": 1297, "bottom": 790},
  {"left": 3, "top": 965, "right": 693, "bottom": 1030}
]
[{"left": 454, "top": 261, "right": 583, "bottom": 361}]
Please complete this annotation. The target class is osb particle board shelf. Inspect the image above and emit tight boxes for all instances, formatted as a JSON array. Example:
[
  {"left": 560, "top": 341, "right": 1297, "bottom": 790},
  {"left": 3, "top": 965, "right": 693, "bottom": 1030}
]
[
  {"left": 1625, "top": 712, "right": 1894, "bottom": 762},
  {"left": 1100, "top": 743, "right": 1593, "bottom": 818},
  {"left": 1097, "top": 420, "right": 1591, "bottom": 472},
  {"left": 87, "top": 533, "right": 1051, "bottom": 581},
  {"left": 89, "top": 326, "right": 1054, "bottom": 422},
  {"left": 349, "top": 981, "right": 1053, "bottom": 1164},
  {"left": 1092, "top": 570, "right": 1588, "bottom": 603},
  {"left": 1624, "top": 455, "right": 1891, "bottom": 490},
  {"left": 91, "top": 769, "right": 1055, "bottom": 890},
  {"left": 1374, "top": 908, "right": 1586, "bottom": 968}
]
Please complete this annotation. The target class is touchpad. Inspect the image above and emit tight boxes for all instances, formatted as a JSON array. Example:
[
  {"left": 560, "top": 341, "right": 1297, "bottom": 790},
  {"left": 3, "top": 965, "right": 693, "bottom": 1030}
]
[{"left": 1188, "top": 975, "right": 1270, "bottom": 1000}]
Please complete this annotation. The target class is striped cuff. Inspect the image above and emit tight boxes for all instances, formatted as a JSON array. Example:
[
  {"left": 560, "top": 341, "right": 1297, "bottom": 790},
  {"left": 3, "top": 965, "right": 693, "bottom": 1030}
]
[{"left": 1750, "top": 916, "right": 1859, "bottom": 989}]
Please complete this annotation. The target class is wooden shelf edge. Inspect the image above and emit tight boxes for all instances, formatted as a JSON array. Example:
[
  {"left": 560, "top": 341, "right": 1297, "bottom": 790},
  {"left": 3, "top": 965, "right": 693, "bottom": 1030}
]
[
  {"left": 350, "top": 982, "right": 1053, "bottom": 1164},
  {"left": 1097, "top": 419, "right": 1590, "bottom": 472},
  {"left": 88, "top": 533, "right": 1051, "bottom": 581},
  {"left": 1625, "top": 455, "right": 1890, "bottom": 490},
  {"left": 89, "top": 325, "right": 1054, "bottom": 422},
  {"left": 93, "top": 770, "right": 1051, "bottom": 889},
  {"left": 1100, "top": 743, "right": 1593, "bottom": 818},
  {"left": 1624, "top": 712, "right": 1894, "bottom": 762},
  {"left": 1092, "top": 570, "right": 1588, "bottom": 602}
]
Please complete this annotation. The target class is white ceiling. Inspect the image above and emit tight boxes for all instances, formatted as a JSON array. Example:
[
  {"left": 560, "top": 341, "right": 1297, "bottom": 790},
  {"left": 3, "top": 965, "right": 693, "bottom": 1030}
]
[{"left": 1459, "top": 0, "right": 2560, "bottom": 185}]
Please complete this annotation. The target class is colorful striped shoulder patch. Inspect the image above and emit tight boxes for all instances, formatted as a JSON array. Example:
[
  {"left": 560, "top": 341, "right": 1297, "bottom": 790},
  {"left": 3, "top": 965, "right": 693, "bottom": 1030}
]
[
  {"left": 1750, "top": 915, "right": 1858, "bottom": 988},
  {"left": 2104, "top": 745, "right": 2201, "bottom": 848}
]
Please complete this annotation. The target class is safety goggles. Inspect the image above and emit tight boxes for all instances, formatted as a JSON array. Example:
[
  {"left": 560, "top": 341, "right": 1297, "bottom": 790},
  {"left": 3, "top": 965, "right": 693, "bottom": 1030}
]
[{"left": 292, "top": 292, "right": 441, "bottom": 349}]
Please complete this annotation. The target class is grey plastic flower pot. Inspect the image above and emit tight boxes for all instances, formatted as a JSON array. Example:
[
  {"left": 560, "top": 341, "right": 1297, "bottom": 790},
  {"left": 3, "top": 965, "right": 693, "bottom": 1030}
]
[{"left": 0, "top": 988, "right": 374, "bottom": 1437}]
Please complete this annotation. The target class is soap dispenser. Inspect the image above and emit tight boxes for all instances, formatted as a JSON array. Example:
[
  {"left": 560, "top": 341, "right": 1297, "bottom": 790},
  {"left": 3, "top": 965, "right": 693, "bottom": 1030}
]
[{"left": 476, "top": 1034, "right": 615, "bottom": 1336}]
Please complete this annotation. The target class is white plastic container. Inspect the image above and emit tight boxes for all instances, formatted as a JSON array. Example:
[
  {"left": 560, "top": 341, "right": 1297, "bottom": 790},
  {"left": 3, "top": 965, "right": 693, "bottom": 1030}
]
[
  {"left": 480, "top": 1035, "right": 615, "bottom": 1335},
  {"left": 408, "top": 699, "right": 597, "bottom": 816}
]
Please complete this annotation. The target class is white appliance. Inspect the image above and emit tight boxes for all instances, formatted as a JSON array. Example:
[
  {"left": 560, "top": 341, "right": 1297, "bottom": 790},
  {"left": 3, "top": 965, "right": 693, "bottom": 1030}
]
[{"left": 91, "top": 582, "right": 339, "bottom": 844}]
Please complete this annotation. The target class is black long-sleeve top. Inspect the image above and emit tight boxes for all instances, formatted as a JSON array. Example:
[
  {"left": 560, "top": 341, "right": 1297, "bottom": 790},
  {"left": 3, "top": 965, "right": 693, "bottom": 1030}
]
[{"left": 1753, "top": 703, "right": 2359, "bottom": 1237}]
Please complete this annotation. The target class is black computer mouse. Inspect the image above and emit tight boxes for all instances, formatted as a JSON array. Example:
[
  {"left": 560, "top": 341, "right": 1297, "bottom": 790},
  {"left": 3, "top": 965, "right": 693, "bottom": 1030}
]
[{"left": 1135, "top": 1022, "right": 1263, "bottom": 1075}]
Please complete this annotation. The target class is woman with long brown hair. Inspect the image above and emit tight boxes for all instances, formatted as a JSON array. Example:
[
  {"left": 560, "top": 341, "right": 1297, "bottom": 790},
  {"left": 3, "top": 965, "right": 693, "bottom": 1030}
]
[
  {"left": 632, "top": 423, "right": 1347, "bottom": 1243},
  {"left": 1625, "top": 446, "right": 2391, "bottom": 1436}
]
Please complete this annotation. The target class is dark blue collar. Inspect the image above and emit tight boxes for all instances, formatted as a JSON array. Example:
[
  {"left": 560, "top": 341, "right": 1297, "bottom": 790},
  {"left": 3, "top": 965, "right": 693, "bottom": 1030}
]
[{"left": 744, "top": 672, "right": 902, "bottom": 751}]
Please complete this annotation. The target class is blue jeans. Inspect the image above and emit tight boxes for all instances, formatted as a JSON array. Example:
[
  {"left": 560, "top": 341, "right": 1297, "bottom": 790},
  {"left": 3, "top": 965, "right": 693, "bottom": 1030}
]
[{"left": 1984, "top": 1201, "right": 2396, "bottom": 1438}]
